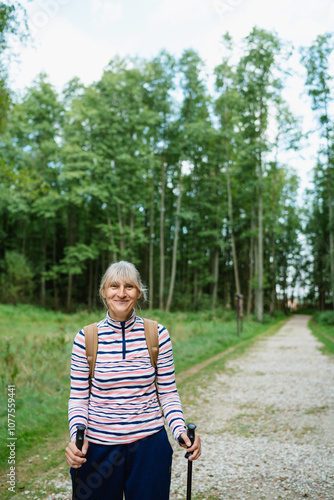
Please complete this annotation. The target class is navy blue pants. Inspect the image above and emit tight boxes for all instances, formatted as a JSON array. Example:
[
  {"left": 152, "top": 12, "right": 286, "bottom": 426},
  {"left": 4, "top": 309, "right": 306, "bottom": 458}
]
[{"left": 70, "top": 427, "right": 173, "bottom": 500}]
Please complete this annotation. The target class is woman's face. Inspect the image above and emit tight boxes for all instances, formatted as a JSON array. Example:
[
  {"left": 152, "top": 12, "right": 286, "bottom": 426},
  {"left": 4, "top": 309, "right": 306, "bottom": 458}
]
[{"left": 102, "top": 280, "right": 141, "bottom": 322}]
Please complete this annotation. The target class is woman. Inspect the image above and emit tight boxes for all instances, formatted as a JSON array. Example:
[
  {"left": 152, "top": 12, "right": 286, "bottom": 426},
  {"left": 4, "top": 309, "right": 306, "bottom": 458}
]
[{"left": 65, "top": 260, "right": 201, "bottom": 500}]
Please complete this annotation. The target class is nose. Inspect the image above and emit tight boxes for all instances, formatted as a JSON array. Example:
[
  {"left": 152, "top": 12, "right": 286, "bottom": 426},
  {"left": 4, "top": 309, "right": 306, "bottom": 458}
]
[{"left": 118, "top": 284, "right": 126, "bottom": 297}]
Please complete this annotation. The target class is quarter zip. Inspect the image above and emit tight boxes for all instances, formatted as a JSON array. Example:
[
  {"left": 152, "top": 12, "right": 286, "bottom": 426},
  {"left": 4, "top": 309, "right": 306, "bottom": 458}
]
[{"left": 121, "top": 321, "right": 126, "bottom": 359}]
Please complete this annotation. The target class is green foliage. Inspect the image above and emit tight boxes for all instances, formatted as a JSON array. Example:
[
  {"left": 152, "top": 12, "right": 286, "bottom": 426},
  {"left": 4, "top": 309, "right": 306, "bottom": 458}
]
[
  {"left": 0, "top": 251, "right": 34, "bottom": 304},
  {"left": 314, "top": 310, "right": 334, "bottom": 326},
  {"left": 0, "top": 1, "right": 29, "bottom": 132},
  {"left": 300, "top": 33, "right": 334, "bottom": 309},
  {"left": 300, "top": 33, "right": 334, "bottom": 115},
  {"left": 0, "top": 26, "right": 325, "bottom": 314}
]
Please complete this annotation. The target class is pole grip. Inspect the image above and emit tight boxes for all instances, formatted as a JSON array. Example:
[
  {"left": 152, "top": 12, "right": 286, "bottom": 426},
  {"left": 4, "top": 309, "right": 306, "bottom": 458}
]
[
  {"left": 72, "top": 425, "right": 86, "bottom": 500},
  {"left": 185, "top": 423, "right": 196, "bottom": 500},
  {"left": 75, "top": 424, "right": 86, "bottom": 451},
  {"left": 185, "top": 423, "right": 196, "bottom": 459}
]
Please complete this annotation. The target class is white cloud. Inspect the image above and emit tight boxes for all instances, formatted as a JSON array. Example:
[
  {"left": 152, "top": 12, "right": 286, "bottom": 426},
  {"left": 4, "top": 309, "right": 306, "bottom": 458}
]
[
  {"left": 9, "top": 16, "right": 118, "bottom": 93},
  {"left": 206, "top": 0, "right": 334, "bottom": 47},
  {"left": 149, "top": 0, "right": 213, "bottom": 25},
  {"left": 90, "top": 0, "right": 123, "bottom": 22},
  {"left": 20, "top": 0, "right": 73, "bottom": 38}
]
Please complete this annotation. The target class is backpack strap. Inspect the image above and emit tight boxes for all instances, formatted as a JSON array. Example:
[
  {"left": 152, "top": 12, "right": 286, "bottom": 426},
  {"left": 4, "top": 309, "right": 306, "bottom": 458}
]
[
  {"left": 143, "top": 318, "right": 159, "bottom": 370},
  {"left": 83, "top": 323, "right": 98, "bottom": 387}
]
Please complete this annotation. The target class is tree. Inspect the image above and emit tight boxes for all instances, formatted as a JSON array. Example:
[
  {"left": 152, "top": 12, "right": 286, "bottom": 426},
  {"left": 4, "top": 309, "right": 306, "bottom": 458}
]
[
  {"left": 236, "top": 27, "right": 288, "bottom": 321},
  {"left": 0, "top": 1, "right": 29, "bottom": 131},
  {"left": 165, "top": 49, "right": 212, "bottom": 311},
  {"left": 1, "top": 73, "right": 63, "bottom": 305},
  {"left": 215, "top": 33, "right": 242, "bottom": 298},
  {"left": 301, "top": 33, "right": 334, "bottom": 308},
  {"left": 61, "top": 80, "right": 101, "bottom": 310},
  {"left": 142, "top": 51, "right": 176, "bottom": 309}
]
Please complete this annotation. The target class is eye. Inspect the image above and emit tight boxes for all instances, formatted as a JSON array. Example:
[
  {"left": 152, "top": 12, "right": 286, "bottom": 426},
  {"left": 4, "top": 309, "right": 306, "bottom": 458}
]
[
  {"left": 110, "top": 283, "right": 118, "bottom": 289},
  {"left": 125, "top": 284, "right": 134, "bottom": 290}
]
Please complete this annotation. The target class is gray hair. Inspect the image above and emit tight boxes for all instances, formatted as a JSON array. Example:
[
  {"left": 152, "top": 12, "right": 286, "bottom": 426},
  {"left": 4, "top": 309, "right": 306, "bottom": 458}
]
[{"left": 99, "top": 261, "right": 148, "bottom": 309}]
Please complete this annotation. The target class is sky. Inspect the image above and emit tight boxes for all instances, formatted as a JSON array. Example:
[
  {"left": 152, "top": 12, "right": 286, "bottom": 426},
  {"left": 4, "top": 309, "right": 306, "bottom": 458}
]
[{"left": 8, "top": 0, "right": 334, "bottom": 195}]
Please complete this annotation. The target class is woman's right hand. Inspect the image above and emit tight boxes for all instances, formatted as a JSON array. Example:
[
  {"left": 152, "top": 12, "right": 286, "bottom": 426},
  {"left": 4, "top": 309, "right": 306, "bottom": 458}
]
[{"left": 65, "top": 439, "right": 89, "bottom": 468}]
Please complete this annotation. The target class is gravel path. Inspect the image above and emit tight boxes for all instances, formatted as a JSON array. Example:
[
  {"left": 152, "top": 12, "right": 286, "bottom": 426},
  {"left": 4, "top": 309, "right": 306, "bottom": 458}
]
[{"left": 170, "top": 315, "right": 334, "bottom": 499}]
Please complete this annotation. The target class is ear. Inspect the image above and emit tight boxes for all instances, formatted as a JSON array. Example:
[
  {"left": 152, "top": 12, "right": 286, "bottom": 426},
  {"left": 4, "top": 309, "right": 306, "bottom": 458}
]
[
  {"left": 101, "top": 288, "right": 106, "bottom": 299},
  {"left": 137, "top": 289, "right": 142, "bottom": 299}
]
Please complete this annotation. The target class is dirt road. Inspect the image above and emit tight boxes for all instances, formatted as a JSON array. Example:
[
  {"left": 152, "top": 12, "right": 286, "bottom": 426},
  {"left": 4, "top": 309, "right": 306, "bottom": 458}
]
[{"left": 170, "top": 315, "right": 334, "bottom": 499}]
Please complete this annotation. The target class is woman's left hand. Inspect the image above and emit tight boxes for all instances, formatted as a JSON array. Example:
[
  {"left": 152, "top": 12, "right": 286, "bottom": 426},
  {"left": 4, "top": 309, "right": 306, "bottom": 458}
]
[{"left": 179, "top": 432, "right": 201, "bottom": 461}]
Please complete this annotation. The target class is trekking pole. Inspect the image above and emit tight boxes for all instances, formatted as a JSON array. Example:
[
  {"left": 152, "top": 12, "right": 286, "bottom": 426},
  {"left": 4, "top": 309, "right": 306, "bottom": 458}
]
[
  {"left": 72, "top": 424, "right": 86, "bottom": 500},
  {"left": 185, "top": 423, "right": 196, "bottom": 500}
]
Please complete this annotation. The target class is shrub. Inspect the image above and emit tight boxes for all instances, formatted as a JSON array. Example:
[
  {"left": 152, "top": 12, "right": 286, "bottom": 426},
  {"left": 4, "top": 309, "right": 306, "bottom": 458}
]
[
  {"left": 314, "top": 310, "right": 334, "bottom": 326},
  {"left": 0, "top": 251, "right": 34, "bottom": 304}
]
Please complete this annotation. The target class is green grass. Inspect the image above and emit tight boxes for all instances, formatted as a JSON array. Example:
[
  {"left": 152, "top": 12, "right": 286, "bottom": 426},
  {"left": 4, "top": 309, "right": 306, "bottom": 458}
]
[
  {"left": 0, "top": 305, "right": 105, "bottom": 469},
  {"left": 309, "top": 311, "right": 334, "bottom": 356},
  {"left": 0, "top": 304, "right": 287, "bottom": 498}
]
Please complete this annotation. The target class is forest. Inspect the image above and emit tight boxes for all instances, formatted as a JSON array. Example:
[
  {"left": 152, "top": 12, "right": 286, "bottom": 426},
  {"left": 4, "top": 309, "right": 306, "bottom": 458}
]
[{"left": 1, "top": 2, "right": 334, "bottom": 319}]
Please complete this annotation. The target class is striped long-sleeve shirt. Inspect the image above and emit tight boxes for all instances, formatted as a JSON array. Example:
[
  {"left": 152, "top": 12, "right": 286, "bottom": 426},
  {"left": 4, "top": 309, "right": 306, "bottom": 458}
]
[{"left": 68, "top": 311, "right": 186, "bottom": 444}]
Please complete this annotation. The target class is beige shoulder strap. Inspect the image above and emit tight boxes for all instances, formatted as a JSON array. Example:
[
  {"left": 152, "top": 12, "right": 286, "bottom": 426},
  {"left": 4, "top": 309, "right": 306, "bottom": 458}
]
[
  {"left": 143, "top": 318, "right": 159, "bottom": 369},
  {"left": 83, "top": 320, "right": 158, "bottom": 380},
  {"left": 83, "top": 323, "right": 98, "bottom": 380}
]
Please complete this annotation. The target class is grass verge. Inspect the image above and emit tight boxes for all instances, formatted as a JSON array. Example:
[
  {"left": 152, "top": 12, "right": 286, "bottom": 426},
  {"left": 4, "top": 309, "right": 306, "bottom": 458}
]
[{"left": 309, "top": 313, "right": 334, "bottom": 356}]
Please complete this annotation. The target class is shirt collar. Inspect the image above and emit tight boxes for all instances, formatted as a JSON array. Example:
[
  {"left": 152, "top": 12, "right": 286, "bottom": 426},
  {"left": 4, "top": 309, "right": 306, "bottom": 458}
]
[{"left": 106, "top": 309, "right": 137, "bottom": 330}]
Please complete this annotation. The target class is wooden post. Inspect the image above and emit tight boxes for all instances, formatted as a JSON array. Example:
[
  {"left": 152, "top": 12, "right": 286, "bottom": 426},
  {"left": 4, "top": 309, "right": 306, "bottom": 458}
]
[{"left": 235, "top": 294, "right": 244, "bottom": 336}]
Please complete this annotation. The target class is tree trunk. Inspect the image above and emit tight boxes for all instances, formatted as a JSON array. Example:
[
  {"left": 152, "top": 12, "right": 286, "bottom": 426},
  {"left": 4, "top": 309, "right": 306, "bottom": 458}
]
[
  {"left": 88, "top": 259, "right": 93, "bottom": 309},
  {"left": 328, "top": 185, "right": 334, "bottom": 309},
  {"left": 270, "top": 235, "right": 276, "bottom": 317},
  {"left": 225, "top": 107, "right": 240, "bottom": 296},
  {"left": 319, "top": 285, "right": 325, "bottom": 311},
  {"left": 254, "top": 221, "right": 259, "bottom": 317},
  {"left": 227, "top": 166, "right": 240, "bottom": 296},
  {"left": 149, "top": 173, "right": 155, "bottom": 309},
  {"left": 93, "top": 259, "right": 99, "bottom": 309},
  {"left": 101, "top": 252, "right": 106, "bottom": 277},
  {"left": 269, "top": 164, "right": 278, "bottom": 317},
  {"left": 257, "top": 164, "right": 263, "bottom": 322},
  {"left": 194, "top": 267, "right": 198, "bottom": 306},
  {"left": 159, "top": 156, "right": 166, "bottom": 310},
  {"left": 67, "top": 208, "right": 75, "bottom": 313},
  {"left": 324, "top": 105, "right": 334, "bottom": 309},
  {"left": 53, "top": 228, "right": 59, "bottom": 309},
  {"left": 211, "top": 161, "right": 221, "bottom": 310},
  {"left": 107, "top": 213, "right": 117, "bottom": 262},
  {"left": 116, "top": 203, "right": 125, "bottom": 257},
  {"left": 256, "top": 78, "right": 267, "bottom": 322},
  {"left": 40, "top": 222, "right": 46, "bottom": 306},
  {"left": 166, "top": 166, "right": 182, "bottom": 312},
  {"left": 67, "top": 273, "right": 73, "bottom": 312},
  {"left": 212, "top": 246, "right": 219, "bottom": 310},
  {"left": 283, "top": 268, "right": 288, "bottom": 315},
  {"left": 247, "top": 208, "right": 256, "bottom": 315}
]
